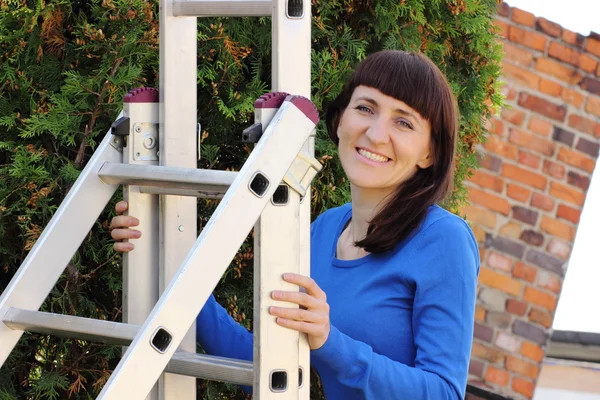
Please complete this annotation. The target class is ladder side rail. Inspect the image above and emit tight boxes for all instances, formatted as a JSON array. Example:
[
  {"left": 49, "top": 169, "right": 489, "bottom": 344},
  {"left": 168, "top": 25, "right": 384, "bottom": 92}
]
[
  {"left": 158, "top": 0, "right": 198, "bottom": 398},
  {"left": 271, "top": 1, "right": 313, "bottom": 398},
  {"left": 0, "top": 125, "right": 123, "bottom": 366},
  {"left": 96, "top": 98, "right": 317, "bottom": 400},
  {"left": 121, "top": 92, "right": 161, "bottom": 400}
]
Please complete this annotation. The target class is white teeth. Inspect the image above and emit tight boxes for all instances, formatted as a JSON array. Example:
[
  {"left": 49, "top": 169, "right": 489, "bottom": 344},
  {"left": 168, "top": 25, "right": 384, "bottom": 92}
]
[{"left": 358, "top": 148, "right": 389, "bottom": 163}]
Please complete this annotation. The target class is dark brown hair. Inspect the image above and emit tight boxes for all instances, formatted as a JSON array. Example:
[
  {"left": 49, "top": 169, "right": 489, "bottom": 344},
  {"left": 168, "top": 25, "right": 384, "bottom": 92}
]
[{"left": 325, "top": 50, "right": 458, "bottom": 254}]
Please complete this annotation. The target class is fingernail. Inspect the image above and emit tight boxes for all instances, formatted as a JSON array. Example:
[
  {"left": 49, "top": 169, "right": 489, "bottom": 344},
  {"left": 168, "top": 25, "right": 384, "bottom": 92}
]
[
  {"left": 283, "top": 273, "right": 290, "bottom": 280},
  {"left": 271, "top": 291, "right": 279, "bottom": 299}
]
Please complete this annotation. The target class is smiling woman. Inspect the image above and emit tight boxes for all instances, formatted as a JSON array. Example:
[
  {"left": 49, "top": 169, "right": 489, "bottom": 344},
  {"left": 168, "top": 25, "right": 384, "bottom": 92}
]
[{"left": 111, "top": 50, "right": 480, "bottom": 400}]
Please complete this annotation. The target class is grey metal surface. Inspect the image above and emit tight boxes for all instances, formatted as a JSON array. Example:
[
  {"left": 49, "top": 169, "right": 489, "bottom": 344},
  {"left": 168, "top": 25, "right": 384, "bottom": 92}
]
[
  {"left": 98, "top": 163, "right": 237, "bottom": 197},
  {"left": 167, "top": 352, "right": 253, "bottom": 385},
  {"left": 173, "top": 0, "right": 272, "bottom": 17}
]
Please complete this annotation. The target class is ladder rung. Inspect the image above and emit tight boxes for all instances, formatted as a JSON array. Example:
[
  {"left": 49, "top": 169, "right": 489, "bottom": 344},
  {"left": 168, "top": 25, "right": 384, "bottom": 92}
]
[
  {"left": 173, "top": 0, "right": 272, "bottom": 17},
  {"left": 2, "top": 307, "right": 253, "bottom": 385},
  {"left": 168, "top": 352, "right": 253, "bottom": 385},
  {"left": 97, "top": 162, "right": 237, "bottom": 198}
]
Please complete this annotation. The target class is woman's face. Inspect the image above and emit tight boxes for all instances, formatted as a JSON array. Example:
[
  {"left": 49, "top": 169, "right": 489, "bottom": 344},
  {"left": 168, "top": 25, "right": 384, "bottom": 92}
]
[{"left": 337, "top": 85, "right": 433, "bottom": 195}]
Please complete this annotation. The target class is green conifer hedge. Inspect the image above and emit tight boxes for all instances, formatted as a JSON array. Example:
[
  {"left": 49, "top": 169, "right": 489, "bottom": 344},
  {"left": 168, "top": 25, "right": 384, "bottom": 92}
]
[{"left": 0, "top": 0, "right": 503, "bottom": 398}]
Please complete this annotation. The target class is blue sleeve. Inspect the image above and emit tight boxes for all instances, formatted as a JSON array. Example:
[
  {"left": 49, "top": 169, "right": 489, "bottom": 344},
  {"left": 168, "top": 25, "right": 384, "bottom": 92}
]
[
  {"left": 196, "top": 294, "right": 253, "bottom": 361},
  {"left": 310, "top": 217, "right": 479, "bottom": 399}
]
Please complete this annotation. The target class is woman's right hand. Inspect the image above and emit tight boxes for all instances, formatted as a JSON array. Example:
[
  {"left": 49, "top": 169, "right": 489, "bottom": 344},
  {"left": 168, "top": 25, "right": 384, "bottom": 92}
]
[{"left": 110, "top": 201, "right": 141, "bottom": 253}]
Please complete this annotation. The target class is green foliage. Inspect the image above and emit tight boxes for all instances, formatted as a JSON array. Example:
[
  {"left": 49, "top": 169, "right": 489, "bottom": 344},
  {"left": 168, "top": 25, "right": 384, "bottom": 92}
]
[{"left": 0, "top": 0, "right": 503, "bottom": 398}]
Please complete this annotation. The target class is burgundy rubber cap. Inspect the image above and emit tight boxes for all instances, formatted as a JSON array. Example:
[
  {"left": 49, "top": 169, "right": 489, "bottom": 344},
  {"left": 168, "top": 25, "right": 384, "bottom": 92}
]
[
  {"left": 287, "top": 95, "right": 319, "bottom": 125},
  {"left": 254, "top": 92, "right": 289, "bottom": 109},
  {"left": 124, "top": 87, "right": 159, "bottom": 103}
]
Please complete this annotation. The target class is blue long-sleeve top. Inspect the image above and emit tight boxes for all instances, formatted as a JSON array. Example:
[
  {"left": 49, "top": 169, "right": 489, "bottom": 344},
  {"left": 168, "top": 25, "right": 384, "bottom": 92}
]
[{"left": 196, "top": 203, "right": 480, "bottom": 399}]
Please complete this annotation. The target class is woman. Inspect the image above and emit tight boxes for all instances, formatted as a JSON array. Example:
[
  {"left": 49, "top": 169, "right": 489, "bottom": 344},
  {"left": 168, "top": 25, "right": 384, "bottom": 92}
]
[{"left": 111, "top": 50, "right": 479, "bottom": 399}]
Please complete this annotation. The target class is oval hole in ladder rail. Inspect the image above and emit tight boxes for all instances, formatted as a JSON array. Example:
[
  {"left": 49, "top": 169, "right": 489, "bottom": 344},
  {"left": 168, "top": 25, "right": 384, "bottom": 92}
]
[
  {"left": 249, "top": 172, "right": 270, "bottom": 198},
  {"left": 270, "top": 370, "right": 288, "bottom": 392},
  {"left": 150, "top": 327, "right": 173, "bottom": 354},
  {"left": 286, "top": 0, "right": 303, "bottom": 18},
  {"left": 272, "top": 185, "right": 289, "bottom": 205}
]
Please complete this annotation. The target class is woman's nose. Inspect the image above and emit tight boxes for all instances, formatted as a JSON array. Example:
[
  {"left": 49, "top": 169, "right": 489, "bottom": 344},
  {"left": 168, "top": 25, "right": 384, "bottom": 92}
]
[{"left": 365, "top": 117, "right": 390, "bottom": 144}]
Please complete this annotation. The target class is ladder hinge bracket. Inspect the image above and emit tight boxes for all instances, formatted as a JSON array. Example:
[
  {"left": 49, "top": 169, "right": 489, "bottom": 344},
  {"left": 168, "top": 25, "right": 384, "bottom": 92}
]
[
  {"left": 283, "top": 147, "right": 322, "bottom": 197},
  {"left": 131, "top": 122, "right": 159, "bottom": 161}
]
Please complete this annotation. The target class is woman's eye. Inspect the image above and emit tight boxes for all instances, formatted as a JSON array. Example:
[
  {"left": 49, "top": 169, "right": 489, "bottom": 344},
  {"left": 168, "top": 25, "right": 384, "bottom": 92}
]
[
  {"left": 356, "top": 105, "right": 372, "bottom": 113},
  {"left": 397, "top": 120, "right": 413, "bottom": 129}
]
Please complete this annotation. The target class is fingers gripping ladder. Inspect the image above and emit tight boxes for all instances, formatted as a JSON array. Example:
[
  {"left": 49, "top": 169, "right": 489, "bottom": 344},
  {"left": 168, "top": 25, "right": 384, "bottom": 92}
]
[{"left": 0, "top": 0, "right": 317, "bottom": 399}]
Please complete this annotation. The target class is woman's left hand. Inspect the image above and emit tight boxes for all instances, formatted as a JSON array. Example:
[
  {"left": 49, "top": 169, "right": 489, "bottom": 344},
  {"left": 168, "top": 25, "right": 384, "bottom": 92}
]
[{"left": 269, "top": 273, "right": 331, "bottom": 350}]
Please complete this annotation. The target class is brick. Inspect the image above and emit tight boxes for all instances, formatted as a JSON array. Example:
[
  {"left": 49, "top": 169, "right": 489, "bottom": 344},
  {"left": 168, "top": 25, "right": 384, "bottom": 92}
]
[
  {"left": 502, "top": 164, "right": 547, "bottom": 190},
  {"left": 513, "top": 377, "right": 535, "bottom": 398},
  {"left": 477, "top": 152, "right": 502, "bottom": 173},
  {"left": 546, "top": 238, "right": 571, "bottom": 260},
  {"left": 557, "top": 204, "right": 581, "bottom": 224},
  {"left": 576, "top": 137, "right": 600, "bottom": 157},
  {"left": 513, "top": 261, "right": 538, "bottom": 282},
  {"left": 562, "top": 87, "right": 585, "bottom": 108},
  {"left": 568, "top": 114, "right": 598, "bottom": 136},
  {"left": 580, "top": 77, "right": 600, "bottom": 96},
  {"left": 502, "top": 61, "right": 539, "bottom": 89},
  {"left": 499, "top": 222, "right": 522, "bottom": 240},
  {"left": 472, "top": 225, "right": 486, "bottom": 244},
  {"left": 506, "top": 299, "right": 528, "bottom": 316},
  {"left": 513, "top": 320, "right": 548, "bottom": 345},
  {"left": 487, "top": 252, "right": 513, "bottom": 272},
  {"left": 557, "top": 147, "right": 595, "bottom": 173},
  {"left": 521, "top": 341, "right": 544, "bottom": 362},
  {"left": 567, "top": 171, "right": 591, "bottom": 190},
  {"left": 531, "top": 192, "right": 554, "bottom": 211},
  {"left": 469, "top": 359, "right": 485, "bottom": 378},
  {"left": 479, "top": 288, "right": 509, "bottom": 312},
  {"left": 486, "top": 117, "right": 505, "bottom": 136},
  {"left": 486, "top": 311, "right": 512, "bottom": 329},
  {"left": 512, "top": 206, "right": 538, "bottom": 225},
  {"left": 550, "top": 180, "right": 586, "bottom": 206},
  {"left": 518, "top": 150, "right": 541, "bottom": 169},
  {"left": 518, "top": 92, "right": 566, "bottom": 121},
  {"left": 468, "top": 187, "right": 511, "bottom": 216},
  {"left": 562, "top": 29, "right": 585, "bottom": 48},
  {"left": 474, "top": 322, "right": 494, "bottom": 343},
  {"left": 484, "top": 136, "right": 518, "bottom": 159},
  {"left": 494, "top": 19, "right": 510, "bottom": 38},
  {"left": 552, "top": 126, "right": 575, "bottom": 146},
  {"left": 472, "top": 342, "right": 506, "bottom": 364},
  {"left": 485, "top": 366, "right": 510, "bottom": 387},
  {"left": 509, "top": 25, "right": 547, "bottom": 52},
  {"left": 548, "top": 41, "right": 580, "bottom": 66},
  {"left": 485, "top": 235, "right": 526, "bottom": 259},
  {"left": 536, "top": 18, "right": 561, "bottom": 37},
  {"left": 520, "top": 230, "right": 544, "bottom": 247},
  {"left": 586, "top": 96, "right": 600, "bottom": 118},
  {"left": 506, "top": 355, "right": 540, "bottom": 379},
  {"left": 540, "top": 214, "right": 576, "bottom": 241},
  {"left": 538, "top": 78, "right": 562, "bottom": 96},
  {"left": 501, "top": 108, "right": 526, "bottom": 126},
  {"left": 586, "top": 37, "right": 600, "bottom": 58},
  {"left": 464, "top": 204, "right": 497, "bottom": 229},
  {"left": 475, "top": 305, "right": 486, "bottom": 322},
  {"left": 524, "top": 285, "right": 558, "bottom": 311},
  {"left": 528, "top": 117, "right": 552, "bottom": 136},
  {"left": 579, "top": 53, "right": 599, "bottom": 73},
  {"left": 525, "top": 249, "right": 565, "bottom": 276},
  {"left": 469, "top": 169, "right": 504, "bottom": 192},
  {"left": 510, "top": 128, "right": 555, "bottom": 156},
  {"left": 502, "top": 85, "right": 518, "bottom": 101},
  {"left": 529, "top": 307, "right": 553, "bottom": 328},
  {"left": 479, "top": 266, "right": 524, "bottom": 297},
  {"left": 542, "top": 160, "right": 566, "bottom": 179},
  {"left": 536, "top": 270, "right": 563, "bottom": 293},
  {"left": 511, "top": 8, "right": 535, "bottom": 27},
  {"left": 507, "top": 184, "right": 531, "bottom": 202},
  {"left": 502, "top": 42, "right": 534, "bottom": 66},
  {"left": 535, "top": 58, "right": 582, "bottom": 85}
]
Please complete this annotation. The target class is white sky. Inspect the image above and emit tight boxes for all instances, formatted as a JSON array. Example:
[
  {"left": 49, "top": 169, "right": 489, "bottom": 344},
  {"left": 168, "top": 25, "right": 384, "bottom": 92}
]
[{"left": 505, "top": 0, "right": 600, "bottom": 333}]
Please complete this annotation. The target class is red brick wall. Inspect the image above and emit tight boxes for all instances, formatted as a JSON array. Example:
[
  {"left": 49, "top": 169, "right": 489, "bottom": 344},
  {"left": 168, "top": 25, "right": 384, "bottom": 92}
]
[{"left": 465, "top": 3, "right": 600, "bottom": 399}]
